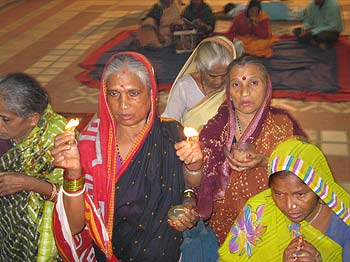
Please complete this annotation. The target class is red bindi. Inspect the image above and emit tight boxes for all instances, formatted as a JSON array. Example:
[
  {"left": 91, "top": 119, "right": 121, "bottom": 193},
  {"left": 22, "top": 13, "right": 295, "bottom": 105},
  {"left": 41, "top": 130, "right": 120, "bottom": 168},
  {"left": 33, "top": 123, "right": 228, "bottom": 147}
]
[{"left": 242, "top": 76, "right": 246, "bottom": 80}]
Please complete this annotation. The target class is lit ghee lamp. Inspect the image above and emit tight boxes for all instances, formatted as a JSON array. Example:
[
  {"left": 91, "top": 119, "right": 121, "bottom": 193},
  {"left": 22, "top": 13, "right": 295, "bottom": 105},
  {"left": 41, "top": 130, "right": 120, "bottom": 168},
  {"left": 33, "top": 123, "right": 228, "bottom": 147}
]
[
  {"left": 65, "top": 118, "right": 80, "bottom": 132},
  {"left": 184, "top": 127, "right": 199, "bottom": 142}
]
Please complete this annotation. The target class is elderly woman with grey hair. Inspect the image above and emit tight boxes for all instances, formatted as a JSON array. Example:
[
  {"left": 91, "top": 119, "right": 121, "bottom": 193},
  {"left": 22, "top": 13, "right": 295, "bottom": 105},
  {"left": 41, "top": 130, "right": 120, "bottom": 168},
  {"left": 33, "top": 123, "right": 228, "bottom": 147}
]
[
  {"left": 51, "top": 52, "right": 203, "bottom": 261},
  {"left": 0, "top": 72, "right": 66, "bottom": 261},
  {"left": 162, "top": 35, "right": 237, "bottom": 132}
]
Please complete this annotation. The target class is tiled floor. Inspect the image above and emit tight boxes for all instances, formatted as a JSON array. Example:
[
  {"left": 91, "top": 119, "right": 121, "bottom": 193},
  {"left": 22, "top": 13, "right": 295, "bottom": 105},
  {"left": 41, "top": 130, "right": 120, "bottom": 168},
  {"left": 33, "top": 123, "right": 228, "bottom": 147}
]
[{"left": 0, "top": 0, "right": 349, "bottom": 190}]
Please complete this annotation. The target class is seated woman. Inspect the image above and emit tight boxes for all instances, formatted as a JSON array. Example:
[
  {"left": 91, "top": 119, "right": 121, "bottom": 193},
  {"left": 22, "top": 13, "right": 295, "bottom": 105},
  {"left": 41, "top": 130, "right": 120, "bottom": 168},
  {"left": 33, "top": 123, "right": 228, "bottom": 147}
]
[
  {"left": 225, "top": 0, "right": 272, "bottom": 57},
  {"left": 161, "top": 35, "right": 236, "bottom": 132},
  {"left": 181, "top": 0, "right": 216, "bottom": 39},
  {"left": 51, "top": 52, "right": 203, "bottom": 261},
  {"left": 191, "top": 56, "right": 306, "bottom": 245},
  {"left": 219, "top": 138, "right": 350, "bottom": 261},
  {"left": 137, "top": 0, "right": 182, "bottom": 47},
  {"left": 0, "top": 73, "right": 66, "bottom": 260}
]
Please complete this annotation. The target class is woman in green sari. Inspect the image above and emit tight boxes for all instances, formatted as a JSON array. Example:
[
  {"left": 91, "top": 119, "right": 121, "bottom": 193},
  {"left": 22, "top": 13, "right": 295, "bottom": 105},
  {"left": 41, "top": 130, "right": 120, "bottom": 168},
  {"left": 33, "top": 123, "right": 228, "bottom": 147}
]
[
  {"left": 219, "top": 138, "right": 350, "bottom": 261},
  {"left": 0, "top": 73, "right": 66, "bottom": 261}
]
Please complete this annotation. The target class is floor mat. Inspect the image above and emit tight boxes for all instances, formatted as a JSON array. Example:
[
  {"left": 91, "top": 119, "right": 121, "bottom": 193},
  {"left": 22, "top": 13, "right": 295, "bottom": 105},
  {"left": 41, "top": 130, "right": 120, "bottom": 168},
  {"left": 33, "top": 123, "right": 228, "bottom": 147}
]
[{"left": 76, "top": 30, "right": 350, "bottom": 102}]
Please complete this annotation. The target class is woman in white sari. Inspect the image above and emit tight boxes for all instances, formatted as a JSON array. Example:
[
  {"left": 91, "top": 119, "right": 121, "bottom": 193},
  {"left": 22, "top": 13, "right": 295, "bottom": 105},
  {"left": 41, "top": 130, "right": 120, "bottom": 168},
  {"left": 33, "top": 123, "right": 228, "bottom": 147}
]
[{"left": 162, "top": 35, "right": 237, "bottom": 131}]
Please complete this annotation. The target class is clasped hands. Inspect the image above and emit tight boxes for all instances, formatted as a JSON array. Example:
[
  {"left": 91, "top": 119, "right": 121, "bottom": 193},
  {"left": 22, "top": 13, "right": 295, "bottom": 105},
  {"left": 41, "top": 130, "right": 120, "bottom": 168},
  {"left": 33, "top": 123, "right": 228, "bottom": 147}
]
[{"left": 283, "top": 235, "right": 322, "bottom": 262}]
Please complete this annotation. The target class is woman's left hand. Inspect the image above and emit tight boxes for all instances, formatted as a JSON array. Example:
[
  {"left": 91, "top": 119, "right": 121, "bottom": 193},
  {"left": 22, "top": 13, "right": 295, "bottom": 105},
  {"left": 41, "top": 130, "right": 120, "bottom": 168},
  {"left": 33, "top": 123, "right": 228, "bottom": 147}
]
[
  {"left": 174, "top": 140, "right": 203, "bottom": 166},
  {"left": 168, "top": 203, "right": 200, "bottom": 232},
  {"left": 224, "top": 145, "right": 268, "bottom": 171},
  {"left": 0, "top": 172, "right": 30, "bottom": 196}
]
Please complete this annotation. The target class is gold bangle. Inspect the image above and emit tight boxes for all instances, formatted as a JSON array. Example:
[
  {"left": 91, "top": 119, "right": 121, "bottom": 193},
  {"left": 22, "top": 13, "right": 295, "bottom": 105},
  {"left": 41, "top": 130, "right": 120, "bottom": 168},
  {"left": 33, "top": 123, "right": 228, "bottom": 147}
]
[
  {"left": 63, "top": 176, "right": 84, "bottom": 192},
  {"left": 183, "top": 189, "right": 196, "bottom": 199},
  {"left": 62, "top": 185, "right": 85, "bottom": 197}
]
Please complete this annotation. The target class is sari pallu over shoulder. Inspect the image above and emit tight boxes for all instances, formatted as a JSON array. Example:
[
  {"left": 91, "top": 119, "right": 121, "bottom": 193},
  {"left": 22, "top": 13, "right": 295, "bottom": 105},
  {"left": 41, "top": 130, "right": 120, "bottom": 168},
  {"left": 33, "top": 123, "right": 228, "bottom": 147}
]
[
  {"left": 53, "top": 52, "right": 184, "bottom": 262},
  {"left": 0, "top": 105, "right": 65, "bottom": 262}
]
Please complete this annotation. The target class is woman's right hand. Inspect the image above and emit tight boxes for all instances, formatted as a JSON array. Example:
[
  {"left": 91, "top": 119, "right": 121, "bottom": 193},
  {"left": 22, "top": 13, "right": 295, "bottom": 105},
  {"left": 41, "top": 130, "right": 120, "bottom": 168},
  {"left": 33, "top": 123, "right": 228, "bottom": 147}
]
[
  {"left": 283, "top": 236, "right": 322, "bottom": 262},
  {"left": 51, "top": 132, "right": 81, "bottom": 178}
]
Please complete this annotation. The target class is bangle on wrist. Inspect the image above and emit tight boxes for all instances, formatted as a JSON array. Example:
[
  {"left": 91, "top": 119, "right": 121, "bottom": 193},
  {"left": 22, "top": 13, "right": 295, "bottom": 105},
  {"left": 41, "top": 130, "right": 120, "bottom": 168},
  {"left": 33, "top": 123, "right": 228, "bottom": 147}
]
[
  {"left": 62, "top": 185, "right": 85, "bottom": 197},
  {"left": 43, "top": 182, "right": 58, "bottom": 201},
  {"left": 183, "top": 164, "right": 202, "bottom": 176},
  {"left": 63, "top": 170, "right": 84, "bottom": 181},
  {"left": 63, "top": 176, "right": 84, "bottom": 192},
  {"left": 183, "top": 189, "right": 196, "bottom": 199}
]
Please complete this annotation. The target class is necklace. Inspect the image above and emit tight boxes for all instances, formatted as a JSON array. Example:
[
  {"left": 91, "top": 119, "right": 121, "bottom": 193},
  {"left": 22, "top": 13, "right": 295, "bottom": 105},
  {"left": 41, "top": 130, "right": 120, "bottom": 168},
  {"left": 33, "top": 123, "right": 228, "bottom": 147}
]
[
  {"left": 307, "top": 203, "right": 322, "bottom": 225},
  {"left": 235, "top": 114, "right": 243, "bottom": 135}
]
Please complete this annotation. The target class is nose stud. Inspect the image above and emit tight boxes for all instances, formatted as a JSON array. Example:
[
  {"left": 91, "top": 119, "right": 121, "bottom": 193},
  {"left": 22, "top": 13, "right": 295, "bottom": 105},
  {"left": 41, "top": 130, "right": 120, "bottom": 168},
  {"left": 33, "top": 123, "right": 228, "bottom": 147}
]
[{"left": 292, "top": 204, "right": 297, "bottom": 209}]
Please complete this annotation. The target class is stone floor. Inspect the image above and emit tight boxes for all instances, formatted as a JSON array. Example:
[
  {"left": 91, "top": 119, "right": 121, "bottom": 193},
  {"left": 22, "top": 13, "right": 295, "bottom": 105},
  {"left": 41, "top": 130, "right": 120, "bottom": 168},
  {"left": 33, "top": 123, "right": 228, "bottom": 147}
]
[{"left": 0, "top": 0, "right": 349, "bottom": 190}]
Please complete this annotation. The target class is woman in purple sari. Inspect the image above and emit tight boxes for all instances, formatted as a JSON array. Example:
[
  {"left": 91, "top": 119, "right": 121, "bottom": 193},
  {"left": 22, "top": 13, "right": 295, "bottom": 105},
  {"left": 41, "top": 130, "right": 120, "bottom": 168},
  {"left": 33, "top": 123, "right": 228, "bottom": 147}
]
[{"left": 196, "top": 56, "right": 307, "bottom": 244}]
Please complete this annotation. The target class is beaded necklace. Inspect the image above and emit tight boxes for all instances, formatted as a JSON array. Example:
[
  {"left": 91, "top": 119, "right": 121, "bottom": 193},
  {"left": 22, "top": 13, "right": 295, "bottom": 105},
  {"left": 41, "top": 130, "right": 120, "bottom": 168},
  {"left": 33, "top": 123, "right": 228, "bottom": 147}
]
[
  {"left": 116, "top": 143, "right": 123, "bottom": 160},
  {"left": 235, "top": 114, "right": 243, "bottom": 135}
]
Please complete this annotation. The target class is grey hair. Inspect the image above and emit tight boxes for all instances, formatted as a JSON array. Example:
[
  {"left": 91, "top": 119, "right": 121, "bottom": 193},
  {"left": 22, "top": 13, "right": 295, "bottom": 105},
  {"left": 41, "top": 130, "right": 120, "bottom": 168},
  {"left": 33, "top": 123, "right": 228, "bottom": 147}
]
[
  {"left": 103, "top": 54, "right": 151, "bottom": 90},
  {"left": 194, "top": 41, "right": 233, "bottom": 72},
  {"left": 227, "top": 55, "right": 268, "bottom": 85},
  {"left": 0, "top": 73, "right": 49, "bottom": 118}
]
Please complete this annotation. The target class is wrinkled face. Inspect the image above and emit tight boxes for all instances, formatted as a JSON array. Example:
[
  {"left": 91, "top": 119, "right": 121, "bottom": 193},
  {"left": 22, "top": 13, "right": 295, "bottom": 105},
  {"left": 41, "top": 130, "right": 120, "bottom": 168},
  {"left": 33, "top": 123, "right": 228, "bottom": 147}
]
[
  {"left": 0, "top": 98, "right": 37, "bottom": 141},
  {"left": 201, "top": 64, "right": 228, "bottom": 90},
  {"left": 229, "top": 64, "right": 266, "bottom": 116},
  {"left": 248, "top": 6, "right": 259, "bottom": 18},
  {"left": 106, "top": 71, "right": 151, "bottom": 128},
  {"left": 270, "top": 171, "right": 319, "bottom": 223}
]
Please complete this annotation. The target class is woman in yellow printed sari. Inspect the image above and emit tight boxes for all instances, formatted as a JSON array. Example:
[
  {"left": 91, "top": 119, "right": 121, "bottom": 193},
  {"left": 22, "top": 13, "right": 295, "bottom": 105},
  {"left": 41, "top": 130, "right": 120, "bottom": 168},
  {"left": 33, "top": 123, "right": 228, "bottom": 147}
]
[
  {"left": 162, "top": 35, "right": 236, "bottom": 132},
  {"left": 219, "top": 138, "right": 350, "bottom": 261}
]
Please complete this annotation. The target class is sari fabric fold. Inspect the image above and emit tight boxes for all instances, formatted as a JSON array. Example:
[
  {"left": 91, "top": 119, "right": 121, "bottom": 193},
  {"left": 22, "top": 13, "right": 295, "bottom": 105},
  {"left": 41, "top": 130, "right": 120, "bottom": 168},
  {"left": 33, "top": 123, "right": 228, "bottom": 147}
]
[
  {"left": 53, "top": 52, "right": 185, "bottom": 261},
  {"left": 0, "top": 105, "right": 65, "bottom": 261}
]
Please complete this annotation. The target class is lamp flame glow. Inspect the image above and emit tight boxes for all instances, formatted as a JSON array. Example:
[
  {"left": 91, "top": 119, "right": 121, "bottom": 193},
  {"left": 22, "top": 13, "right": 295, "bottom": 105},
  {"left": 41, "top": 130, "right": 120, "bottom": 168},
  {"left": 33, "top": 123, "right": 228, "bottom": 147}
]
[
  {"left": 65, "top": 118, "right": 80, "bottom": 132},
  {"left": 184, "top": 127, "right": 199, "bottom": 141}
]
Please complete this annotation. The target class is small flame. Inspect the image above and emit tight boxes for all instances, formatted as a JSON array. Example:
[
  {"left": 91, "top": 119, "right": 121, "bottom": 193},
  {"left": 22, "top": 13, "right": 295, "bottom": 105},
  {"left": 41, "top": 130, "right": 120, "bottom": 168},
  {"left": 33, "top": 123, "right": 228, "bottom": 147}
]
[
  {"left": 65, "top": 118, "right": 80, "bottom": 132},
  {"left": 184, "top": 127, "right": 199, "bottom": 141}
]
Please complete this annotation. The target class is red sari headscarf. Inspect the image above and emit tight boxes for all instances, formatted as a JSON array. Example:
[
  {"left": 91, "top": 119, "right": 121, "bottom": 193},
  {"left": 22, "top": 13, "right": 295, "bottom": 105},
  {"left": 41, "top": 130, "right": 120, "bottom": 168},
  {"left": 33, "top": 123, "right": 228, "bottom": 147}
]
[
  {"left": 197, "top": 57, "right": 306, "bottom": 243},
  {"left": 53, "top": 52, "right": 184, "bottom": 261}
]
